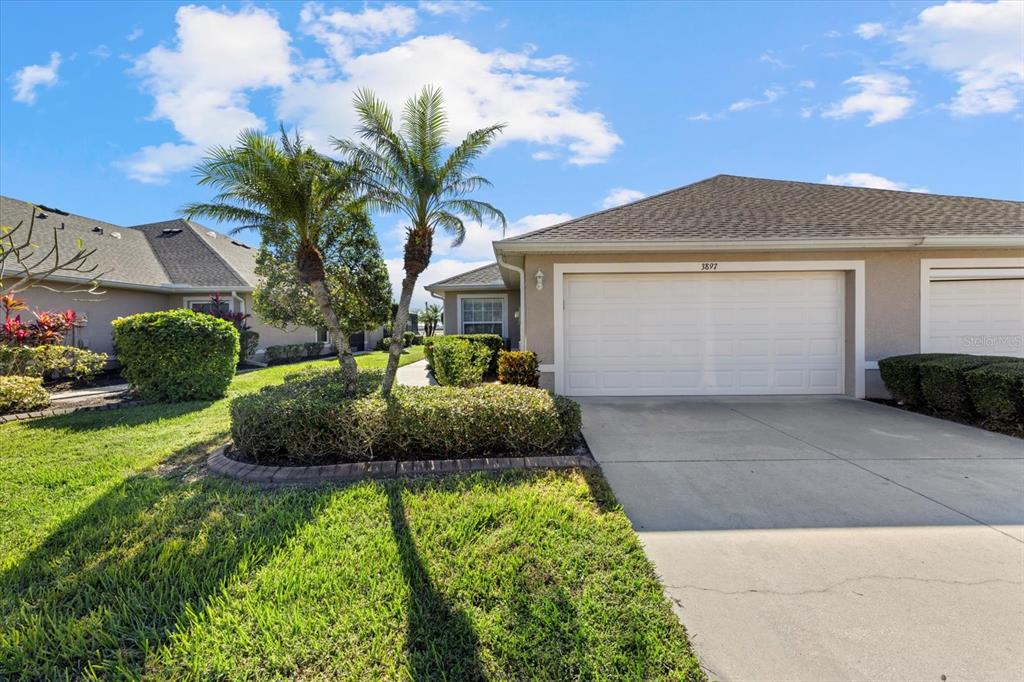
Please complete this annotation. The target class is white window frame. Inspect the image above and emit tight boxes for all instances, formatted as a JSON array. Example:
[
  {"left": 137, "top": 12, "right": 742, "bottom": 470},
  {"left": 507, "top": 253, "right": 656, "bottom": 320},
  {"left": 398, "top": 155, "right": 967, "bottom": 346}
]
[
  {"left": 919, "top": 257, "right": 1024, "bottom": 353},
  {"left": 552, "top": 260, "right": 866, "bottom": 398},
  {"left": 457, "top": 293, "right": 508, "bottom": 337},
  {"left": 184, "top": 296, "right": 235, "bottom": 314}
]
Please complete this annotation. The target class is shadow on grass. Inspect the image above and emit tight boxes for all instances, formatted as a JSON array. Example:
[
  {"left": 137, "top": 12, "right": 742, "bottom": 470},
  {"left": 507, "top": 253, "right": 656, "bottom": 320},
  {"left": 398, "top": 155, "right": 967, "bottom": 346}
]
[
  {"left": 22, "top": 399, "right": 214, "bottom": 432},
  {"left": 386, "top": 484, "right": 484, "bottom": 681},
  {"left": 0, "top": 456, "right": 324, "bottom": 679}
]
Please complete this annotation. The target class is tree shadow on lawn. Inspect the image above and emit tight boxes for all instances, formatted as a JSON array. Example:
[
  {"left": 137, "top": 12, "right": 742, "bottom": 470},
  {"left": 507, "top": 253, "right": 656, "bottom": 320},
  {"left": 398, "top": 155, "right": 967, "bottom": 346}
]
[
  {"left": 22, "top": 399, "right": 214, "bottom": 432},
  {"left": 0, "top": 456, "right": 325, "bottom": 679},
  {"left": 386, "top": 484, "right": 485, "bottom": 681}
]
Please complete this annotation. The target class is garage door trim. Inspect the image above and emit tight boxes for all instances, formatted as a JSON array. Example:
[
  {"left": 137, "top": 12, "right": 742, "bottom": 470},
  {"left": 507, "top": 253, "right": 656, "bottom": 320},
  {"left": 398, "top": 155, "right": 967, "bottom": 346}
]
[
  {"left": 920, "top": 257, "right": 1024, "bottom": 356},
  {"left": 553, "top": 260, "right": 866, "bottom": 398}
]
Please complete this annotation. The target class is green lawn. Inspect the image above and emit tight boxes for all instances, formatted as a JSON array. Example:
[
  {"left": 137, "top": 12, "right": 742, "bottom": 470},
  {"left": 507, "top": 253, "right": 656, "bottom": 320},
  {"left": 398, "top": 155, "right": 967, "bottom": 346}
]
[{"left": 0, "top": 347, "right": 702, "bottom": 680}]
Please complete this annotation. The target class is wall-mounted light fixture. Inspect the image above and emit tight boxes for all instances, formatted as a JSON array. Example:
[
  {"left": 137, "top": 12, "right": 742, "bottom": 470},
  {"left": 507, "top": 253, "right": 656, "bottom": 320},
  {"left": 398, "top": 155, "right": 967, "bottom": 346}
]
[{"left": 535, "top": 269, "right": 545, "bottom": 290}]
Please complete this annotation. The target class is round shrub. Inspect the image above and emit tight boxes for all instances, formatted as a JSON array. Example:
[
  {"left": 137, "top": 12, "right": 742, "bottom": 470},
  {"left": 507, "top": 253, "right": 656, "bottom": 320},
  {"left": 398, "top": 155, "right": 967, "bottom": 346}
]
[
  {"left": 113, "top": 309, "right": 239, "bottom": 402},
  {"left": 965, "top": 362, "right": 1024, "bottom": 426},
  {"left": 424, "top": 334, "right": 504, "bottom": 374},
  {"left": 919, "top": 354, "right": 1014, "bottom": 416},
  {"left": 431, "top": 337, "right": 490, "bottom": 387},
  {"left": 498, "top": 350, "right": 539, "bottom": 387},
  {"left": 0, "top": 375, "right": 50, "bottom": 414},
  {"left": 229, "top": 371, "right": 581, "bottom": 464},
  {"left": 877, "top": 353, "right": 949, "bottom": 406}
]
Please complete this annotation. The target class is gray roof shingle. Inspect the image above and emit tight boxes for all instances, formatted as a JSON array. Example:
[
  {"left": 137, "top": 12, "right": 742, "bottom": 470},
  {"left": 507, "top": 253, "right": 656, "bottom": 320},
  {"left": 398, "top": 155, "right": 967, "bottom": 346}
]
[
  {"left": 424, "top": 262, "right": 504, "bottom": 290},
  {"left": 134, "top": 220, "right": 248, "bottom": 287},
  {"left": 499, "top": 175, "right": 1024, "bottom": 245}
]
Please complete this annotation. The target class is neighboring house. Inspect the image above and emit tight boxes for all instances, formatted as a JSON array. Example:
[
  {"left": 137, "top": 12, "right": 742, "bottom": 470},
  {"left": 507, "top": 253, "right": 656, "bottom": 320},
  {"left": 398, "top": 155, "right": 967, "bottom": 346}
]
[
  {"left": 425, "top": 175, "right": 1024, "bottom": 398},
  {"left": 1, "top": 196, "right": 325, "bottom": 358}
]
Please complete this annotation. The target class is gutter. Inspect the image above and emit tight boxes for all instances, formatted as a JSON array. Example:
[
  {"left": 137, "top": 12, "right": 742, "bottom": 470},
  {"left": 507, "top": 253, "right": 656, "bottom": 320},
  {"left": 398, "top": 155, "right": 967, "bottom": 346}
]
[
  {"left": 497, "top": 255, "right": 527, "bottom": 350},
  {"left": 33, "top": 273, "right": 255, "bottom": 295},
  {"left": 493, "top": 235, "right": 1024, "bottom": 255}
]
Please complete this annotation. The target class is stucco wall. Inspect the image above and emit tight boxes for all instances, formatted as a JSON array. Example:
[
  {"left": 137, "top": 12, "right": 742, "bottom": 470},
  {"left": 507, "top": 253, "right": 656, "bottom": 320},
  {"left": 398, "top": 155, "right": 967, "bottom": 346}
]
[
  {"left": 520, "top": 248, "right": 1022, "bottom": 396},
  {"left": 440, "top": 290, "right": 521, "bottom": 348},
  {"left": 169, "top": 293, "right": 319, "bottom": 351},
  {"left": 16, "top": 287, "right": 172, "bottom": 355}
]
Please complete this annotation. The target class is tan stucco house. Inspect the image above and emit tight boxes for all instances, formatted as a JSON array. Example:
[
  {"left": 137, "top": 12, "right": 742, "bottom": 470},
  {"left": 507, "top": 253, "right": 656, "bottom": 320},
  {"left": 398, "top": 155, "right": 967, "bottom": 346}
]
[
  {"left": 1, "top": 195, "right": 332, "bottom": 358},
  {"left": 425, "top": 175, "right": 1024, "bottom": 398}
]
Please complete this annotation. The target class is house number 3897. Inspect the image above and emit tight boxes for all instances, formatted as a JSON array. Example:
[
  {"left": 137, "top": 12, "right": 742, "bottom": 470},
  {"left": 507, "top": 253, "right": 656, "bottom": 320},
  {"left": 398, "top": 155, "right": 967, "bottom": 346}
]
[{"left": 700, "top": 262, "right": 718, "bottom": 271}]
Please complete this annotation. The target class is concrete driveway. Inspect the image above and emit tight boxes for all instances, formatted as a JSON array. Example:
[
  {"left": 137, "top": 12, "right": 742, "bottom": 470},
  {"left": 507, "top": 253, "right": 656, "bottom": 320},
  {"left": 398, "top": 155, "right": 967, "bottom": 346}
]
[{"left": 581, "top": 396, "right": 1024, "bottom": 682}]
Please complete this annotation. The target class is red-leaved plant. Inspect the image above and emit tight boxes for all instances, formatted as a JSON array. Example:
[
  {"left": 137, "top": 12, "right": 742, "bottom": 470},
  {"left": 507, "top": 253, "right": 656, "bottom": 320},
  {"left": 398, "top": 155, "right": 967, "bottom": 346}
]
[{"left": 1, "top": 291, "right": 77, "bottom": 346}]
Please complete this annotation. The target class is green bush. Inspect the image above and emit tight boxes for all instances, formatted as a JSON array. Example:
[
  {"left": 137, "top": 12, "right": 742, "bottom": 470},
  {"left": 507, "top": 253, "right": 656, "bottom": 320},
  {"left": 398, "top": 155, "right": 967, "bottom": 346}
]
[
  {"left": 425, "top": 334, "right": 504, "bottom": 374},
  {"left": 0, "top": 375, "right": 50, "bottom": 414},
  {"left": 230, "top": 372, "right": 580, "bottom": 464},
  {"left": 498, "top": 350, "right": 539, "bottom": 387},
  {"left": 113, "top": 309, "right": 239, "bottom": 402},
  {"left": 965, "top": 362, "right": 1024, "bottom": 426},
  {"left": 920, "top": 354, "right": 1013, "bottom": 416},
  {"left": 264, "top": 342, "right": 323, "bottom": 364},
  {"left": 431, "top": 337, "right": 490, "bottom": 387},
  {"left": 403, "top": 331, "right": 423, "bottom": 346},
  {"left": 0, "top": 345, "right": 108, "bottom": 383},
  {"left": 240, "top": 330, "right": 260, "bottom": 360},
  {"left": 877, "top": 354, "right": 949, "bottom": 406}
]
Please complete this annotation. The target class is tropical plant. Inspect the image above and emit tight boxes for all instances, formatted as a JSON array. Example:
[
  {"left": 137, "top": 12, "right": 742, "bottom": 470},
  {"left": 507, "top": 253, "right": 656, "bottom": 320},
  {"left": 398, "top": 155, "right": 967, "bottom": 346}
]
[
  {"left": 419, "top": 302, "right": 442, "bottom": 337},
  {"left": 334, "top": 86, "right": 506, "bottom": 396},
  {"left": 1, "top": 292, "right": 79, "bottom": 346},
  {"left": 183, "top": 128, "right": 364, "bottom": 393}
]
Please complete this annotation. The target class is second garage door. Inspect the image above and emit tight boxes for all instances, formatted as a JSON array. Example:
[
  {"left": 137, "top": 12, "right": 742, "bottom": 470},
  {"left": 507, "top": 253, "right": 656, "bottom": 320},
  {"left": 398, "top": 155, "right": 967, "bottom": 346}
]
[{"left": 563, "top": 271, "right": 845, "bottom": 396}]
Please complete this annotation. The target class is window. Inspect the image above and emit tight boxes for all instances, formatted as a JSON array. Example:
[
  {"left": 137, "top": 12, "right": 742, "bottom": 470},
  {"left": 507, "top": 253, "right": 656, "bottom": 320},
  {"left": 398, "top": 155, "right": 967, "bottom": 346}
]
[
  {"left": 461, "top": 297, "right": 504, "bottom": 336},
  {"left": 186, "top": 298, "right": 232, "bottom": 315}
]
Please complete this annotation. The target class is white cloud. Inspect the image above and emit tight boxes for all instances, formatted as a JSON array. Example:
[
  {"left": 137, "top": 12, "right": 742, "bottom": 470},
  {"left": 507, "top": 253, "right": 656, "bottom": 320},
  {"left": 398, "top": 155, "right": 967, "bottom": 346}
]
[
  {"left": 600, "top": 187, "right": 646, "bottom": 209},
  {"left": 121, "top": 5, "right": 294, "bottom": 183},
  {"left": 824, "top": 172, "right": 928, "bottom": 193},
  {"left": 280, "top": 34, "right": 619, "bottom": 165},
  {"left": 390, "top": 257, "right": 493, "bottom": 310},
  {"left": 299, "top": 3, "right": 417, "bottom": 62},
  {"left": 856, "top": 22, "right": 885, "bottom": 39},
  {"left": 898, "top": 0, "right": 1024, "bottom": 116},
  {"left": 824, "top": 73, "right": 914, "bottom": 125},
  {"left": 825, "top": 30, "right": 842, "bottom": 38},
  {"left": 800, "top": 106, "right": 816, "bottom": 118},
  {"left": 799, "top": 79, "right": 816, "bottom": 89},
  {"left": 728, "top": 85, "right": 784, "bottom": 112},
  {"left": 688, "top": 112, "right": 714, "bottom": 121},
  {"left": 11, "top": 52, "right": 60, "bottom": 104},
  {"left": 126, "top": 27, "right": 144, "bottom": 41},
  {"left": 90, "top": 44, "right": 111, "bottom": 60},
  {"left": 434, "top": 212, "right": 571, "bottom": 261},
  {"left": 531, "top": 150, "right": 557, "bottom": 160},
  {"left": 759, "top": 51, "right": 787, "bottom": 68},
  {"left": 420, "top": 1, "right": 486, "bottom": 18}
]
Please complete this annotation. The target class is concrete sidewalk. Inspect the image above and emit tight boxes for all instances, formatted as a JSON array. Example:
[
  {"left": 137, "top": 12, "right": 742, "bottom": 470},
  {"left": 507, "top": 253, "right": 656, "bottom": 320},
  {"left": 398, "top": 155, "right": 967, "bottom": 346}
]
[
  {"left": 581, "top": 396, "right": 1024, "bottom": 682},
  {"left": 395, "top": 359, "right": 436, "bottom": 387}
]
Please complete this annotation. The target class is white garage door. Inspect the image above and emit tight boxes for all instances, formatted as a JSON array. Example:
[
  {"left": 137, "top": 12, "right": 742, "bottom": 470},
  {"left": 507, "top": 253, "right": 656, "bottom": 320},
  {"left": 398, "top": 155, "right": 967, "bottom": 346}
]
[
  {"left": 927, "top": 278, "right": 1024, "bottom": 357},
  {"left": 563, "top": 271, "right": 845, "bottom": 396}
]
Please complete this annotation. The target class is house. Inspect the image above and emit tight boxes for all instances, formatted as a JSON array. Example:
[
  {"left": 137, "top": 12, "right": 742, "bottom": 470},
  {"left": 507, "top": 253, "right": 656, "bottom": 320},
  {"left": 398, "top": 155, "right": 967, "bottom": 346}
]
[
  {"left": 425, "top": 175, "right": 1024, "bottom": 398},
  {"left": 1, "top": 195, "right": 336, "bottom": 358}
]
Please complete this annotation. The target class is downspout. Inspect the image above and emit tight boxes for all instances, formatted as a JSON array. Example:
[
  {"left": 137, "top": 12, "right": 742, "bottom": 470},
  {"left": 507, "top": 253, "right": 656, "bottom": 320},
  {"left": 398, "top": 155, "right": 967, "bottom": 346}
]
[{"left": 498, "top": 255, "right": 526, "bottom": 350}]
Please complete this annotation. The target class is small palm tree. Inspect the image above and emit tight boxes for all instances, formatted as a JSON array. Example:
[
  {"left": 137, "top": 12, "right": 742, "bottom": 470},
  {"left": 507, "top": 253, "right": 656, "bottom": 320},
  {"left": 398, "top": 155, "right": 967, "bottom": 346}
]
[
  {"left": 419, "top": 302, "right": 442, "bottom": 337},
  {"left": 183, "top": 128, "right": 363, "bottom": 392},
  {"left": 334, "top": 86, "right": 506, "bottom": 396}
]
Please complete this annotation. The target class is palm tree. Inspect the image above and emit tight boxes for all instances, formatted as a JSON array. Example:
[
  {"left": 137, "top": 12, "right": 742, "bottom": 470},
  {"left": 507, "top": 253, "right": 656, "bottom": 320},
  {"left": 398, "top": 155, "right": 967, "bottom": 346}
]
[
  {"left": 183, "top": 128, "right": 363, "bottom": 392},
  {"left": 419, "top": 302, "right": 442, "bottom": 337},
  {"left": 334, "top": 86, "right": 506, "bottom": 396}
]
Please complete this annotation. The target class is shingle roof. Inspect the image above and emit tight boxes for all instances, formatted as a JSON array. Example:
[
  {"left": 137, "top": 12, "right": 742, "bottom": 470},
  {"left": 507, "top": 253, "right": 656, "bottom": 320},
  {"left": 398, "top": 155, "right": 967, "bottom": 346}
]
[
  {"left": 1, "top": 196, "right": 170, "bottom": 287},
  {"left": 424, "top": 262, "right": 504, "bottom": 290},
  {"left": 499, "top": 175, "right": 1024, "bottom": 245},
  {"left": 0, "top": 195, "right": 260, "bottom": 290}
]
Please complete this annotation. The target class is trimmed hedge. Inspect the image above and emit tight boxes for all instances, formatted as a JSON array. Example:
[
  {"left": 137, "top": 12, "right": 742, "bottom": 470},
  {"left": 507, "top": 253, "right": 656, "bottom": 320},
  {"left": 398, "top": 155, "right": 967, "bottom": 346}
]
[
  {"left": 264, "top": 342, "right": 324, "bottom": 364},
  {"left": 0, "top": 345, "right": 108, "bottom": 383},
  {"left": 498, "top": 350, "right": 539, "bottom": 387},
  {"left": 877, "top": 354, "right": 949, "bottom": 406},
  {"left": 432, "top": 337, "right": 490, "bottom": 387},
  {"left": 919, "top": 354, "right": 1014, "bottom": 416},
  {"left": 230, "top": 371, "right": 581, "bottom": 464},
  {"left": 878, "top": 352, "right": 1024, "bottom": 428},
  {"left": 965, "top": 363, "right": 1024, "bottom": 426},
  {"left": 0, "top": 375, "right": 50, "bottom": 414},
  {"left": 113, "top": 309, "right": 239, "bottom": 402},
  {"left": 425, "top": 334, "right": 504, "bottom": 374}
]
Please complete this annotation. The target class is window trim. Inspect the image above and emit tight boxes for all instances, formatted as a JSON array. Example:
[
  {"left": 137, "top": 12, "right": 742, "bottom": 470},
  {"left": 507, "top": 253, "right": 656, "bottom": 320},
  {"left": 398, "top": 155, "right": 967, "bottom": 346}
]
[
  {"left": 457, "top": 293, "right": 508, "bottom": 337},
  {"left": 184, "top": 296, "right": 235, "bottom": 314}
]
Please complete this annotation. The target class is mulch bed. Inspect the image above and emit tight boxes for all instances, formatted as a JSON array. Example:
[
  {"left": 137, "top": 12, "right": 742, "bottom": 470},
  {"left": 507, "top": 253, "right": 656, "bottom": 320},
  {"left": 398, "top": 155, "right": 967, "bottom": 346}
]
[{"left": 1, "top": 391, "right": 146, "bottom": 424}]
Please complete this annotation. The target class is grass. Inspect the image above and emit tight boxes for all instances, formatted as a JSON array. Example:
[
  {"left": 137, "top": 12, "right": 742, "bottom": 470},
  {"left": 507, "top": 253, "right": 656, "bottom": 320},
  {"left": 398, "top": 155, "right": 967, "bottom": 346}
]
[{"left": 0, "top": 347, "right": 702, "bottom": 680}]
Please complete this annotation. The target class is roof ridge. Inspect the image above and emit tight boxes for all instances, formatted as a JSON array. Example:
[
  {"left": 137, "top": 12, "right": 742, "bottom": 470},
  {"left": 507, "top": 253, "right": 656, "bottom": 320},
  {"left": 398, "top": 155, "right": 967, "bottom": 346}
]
[
  {"left": 424, "top": 261, "right": 498, "bottom": 288},
  {"left": 715, "top": 174, "right": 1024, "bottom": 204},
  {"left": 497, "top": 175, "right": 727, "bottom": 243},
  {"left": 183, "top": 220, "right": 250, "bottom": 287}
]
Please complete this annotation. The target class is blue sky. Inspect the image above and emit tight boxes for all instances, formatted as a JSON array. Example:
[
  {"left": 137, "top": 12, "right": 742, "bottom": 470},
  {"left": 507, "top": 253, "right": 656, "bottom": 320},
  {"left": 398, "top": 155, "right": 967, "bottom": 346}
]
[{"left": 2, "top": 0, "right": 1022, "bottom": 307}]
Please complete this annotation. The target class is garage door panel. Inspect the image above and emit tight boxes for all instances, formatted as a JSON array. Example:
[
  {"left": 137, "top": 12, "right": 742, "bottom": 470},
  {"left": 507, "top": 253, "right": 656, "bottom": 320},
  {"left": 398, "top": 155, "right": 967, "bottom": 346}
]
[
  {"left": 928, "top": 279, "right": 1024, "bottom": 357},
  {"left": 563, "top": 271, "right": 845, "bottom": 396}
]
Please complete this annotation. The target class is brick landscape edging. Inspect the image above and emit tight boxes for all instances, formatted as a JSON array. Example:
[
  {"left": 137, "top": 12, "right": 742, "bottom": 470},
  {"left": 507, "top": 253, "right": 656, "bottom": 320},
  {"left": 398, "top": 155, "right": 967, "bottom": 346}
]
[
  {"left": 0, "top": 399, "right": 147, "bottom": 424},
  {"left": 207, "top": 443, "right": 597, "bottom": 484}
]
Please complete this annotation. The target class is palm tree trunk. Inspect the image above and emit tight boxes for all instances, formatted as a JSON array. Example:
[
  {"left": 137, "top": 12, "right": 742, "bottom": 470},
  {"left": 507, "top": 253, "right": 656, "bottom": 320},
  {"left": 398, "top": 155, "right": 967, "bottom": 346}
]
[
  {"left": 381, "top": 273, "right": 416, "bottom": 397},
  {"left": 308, "top": 277, "right": 359, "bottom": 393}
]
